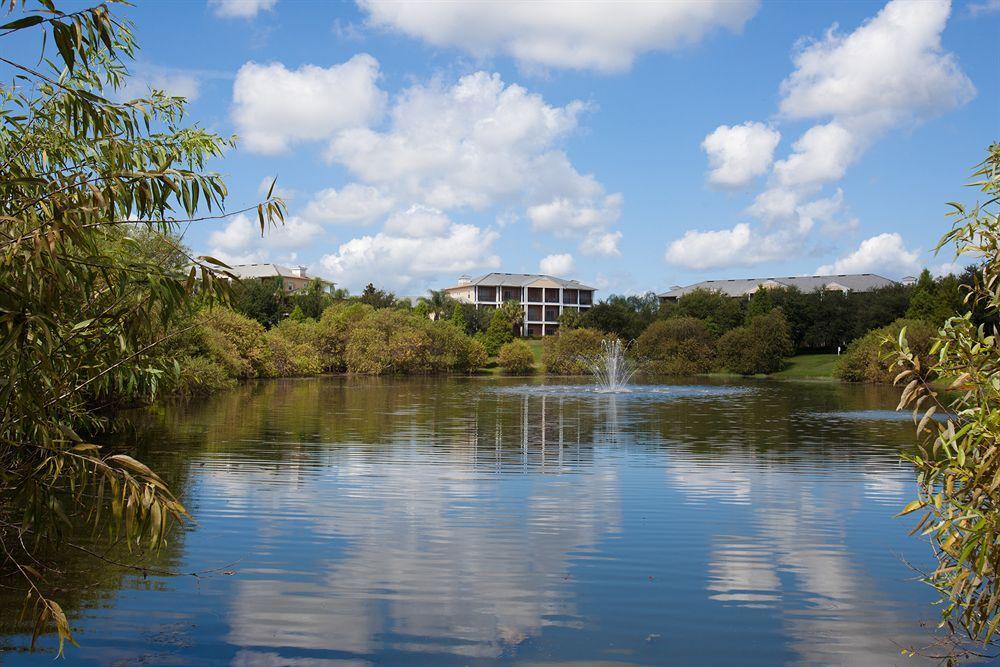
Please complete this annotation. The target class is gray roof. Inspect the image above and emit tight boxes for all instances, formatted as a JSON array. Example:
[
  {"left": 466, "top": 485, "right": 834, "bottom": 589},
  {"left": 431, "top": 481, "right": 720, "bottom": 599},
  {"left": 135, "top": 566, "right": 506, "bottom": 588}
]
[
  {"left": 658, "top": 273, "right": 897, "bottom": 299},
  {"left": 227, "top": 263, "right": 333, "bottom": 284},
  {"left": 450, "top": 272, "right": 596, "bottom": 291}
]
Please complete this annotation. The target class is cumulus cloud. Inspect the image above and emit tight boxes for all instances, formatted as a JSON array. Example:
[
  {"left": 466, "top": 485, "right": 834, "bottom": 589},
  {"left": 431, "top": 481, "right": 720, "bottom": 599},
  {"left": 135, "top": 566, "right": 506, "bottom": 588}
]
[
  {"left": 209, "top": 0, "right": 277, "bottom": 19},
  {"left": 232, "top": 55, "right": 386, "bottom": 154},
  {"left": 301, "top": 184, "right": 394, "bottom": 225},
  {"left": 358, "top": 0, "right": 759, "bottom": 73},
  {"left": 702, "top": 122, "right": 780, "bottom": 188},
  {"left": 539, "top": 253, "right": 574, "bottom": 276},
  {"left": 580, "top": 230, "right": 623, "bottom": 257},
  {"left": 383, "top": 204, "right": 451, "bottom": 237},
  {"left": 322, "top": 70, "right": 623, "bottom": 252},
  {"left": 816, "top": 233, "right": 920, "bottom": 276},
  {"left": 671, "top": 0, "right": 973, "bottom": 271},
  {"left": 319, "top": 223, "right": 500, "bottom": 292},
  {"left": 208, "top": 213, "right": 325, "bottom": 263}
]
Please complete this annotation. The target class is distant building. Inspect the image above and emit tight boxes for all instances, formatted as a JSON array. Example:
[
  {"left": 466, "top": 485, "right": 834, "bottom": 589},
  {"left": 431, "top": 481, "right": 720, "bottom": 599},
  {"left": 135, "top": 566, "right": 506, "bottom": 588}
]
[
  {"left": 658, "top": 273, "right": 898, "bottom": 303},
  {"left": 443, "top": 272, "right": 596, "bottom": 336},
  {"left": 225, "top": 263, "right": 336, "bottom": 294}
]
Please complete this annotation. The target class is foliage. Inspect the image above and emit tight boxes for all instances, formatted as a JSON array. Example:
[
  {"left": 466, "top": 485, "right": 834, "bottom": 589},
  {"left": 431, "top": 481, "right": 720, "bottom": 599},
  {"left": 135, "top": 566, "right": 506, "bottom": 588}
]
[
  {"left": 907, "top": 268, "right": 966, "bottom": 326},
  {"left": 359, "top": 283, "right": 397, "bottom": 309},
  {"left": 172, "top": 355, "right": 236, "bottom": 395},
  {"left": 893, "top": 145, "right": 1000, "bottom": 656},
  {"left": 542, "top": 328, "right": 609, "bottom": 374},
  {"left": 717, "top": 309, "right": 794, "bottom": 375},
  {"left": 314, "top": 301, "right": 373, "bottom": 371},
  {"left": 449, "top": 301, "right": 468, "bottom": 331},
  {"left": 266, "top": 328, "right": 323, "bottom": 377},
  {"left": 635, "top": 317, "right": 715, "bottom": 375},
  {"left": 835, "top": 318, "right": 937, "bottom": 384},
  {"left": 579, "top": 292, "right": 659, "bottom": 341},
  {"left": 417, "top": 289, "right": 456, "bottom": 321},
  {"left": 483, "top": 301, "right": 521, "bottom": 355},
  {"left": 0, "top": 1, "right": 285, "bottom": 651},
  {"left": 497, "top": 340, "right": 535, "bottom": 374},
  {"left": 665, "top": 288, "right": 746, "bottom": 337},
  {"left": 231, "top": 277, "right": 285, "bottom": 328}
]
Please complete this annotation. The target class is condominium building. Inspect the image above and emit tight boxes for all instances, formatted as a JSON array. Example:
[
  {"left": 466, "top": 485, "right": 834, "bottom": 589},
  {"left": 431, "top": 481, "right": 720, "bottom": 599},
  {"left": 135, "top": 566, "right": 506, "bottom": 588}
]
[
  {"left": 443, "top": 273, "right": 596, "bottom": 336},
  {"left": 225, "top": 263, "right": 336, "bottom": 294},
  {"left": 658, "top": 273, "right": 898, "bottom": 303}
]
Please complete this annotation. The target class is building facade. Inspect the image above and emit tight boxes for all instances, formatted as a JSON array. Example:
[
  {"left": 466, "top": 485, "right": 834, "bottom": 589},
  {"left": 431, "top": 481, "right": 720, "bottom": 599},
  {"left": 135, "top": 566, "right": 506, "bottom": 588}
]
[
  {"left": 658, "top": 273, "right": 898, "bottom": 303},
  {"left": 444, "top": 273, "right": 596, "bottom": 336},
  {"left": 226, "top": 263, "right": 336, "bottom": 294}
]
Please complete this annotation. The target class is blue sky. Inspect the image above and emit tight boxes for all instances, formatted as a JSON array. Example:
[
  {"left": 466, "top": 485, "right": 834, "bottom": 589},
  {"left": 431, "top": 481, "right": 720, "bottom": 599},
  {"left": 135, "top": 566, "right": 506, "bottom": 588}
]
[{"left": 64, "top": 1, "right": 1000, "bottom": 294}]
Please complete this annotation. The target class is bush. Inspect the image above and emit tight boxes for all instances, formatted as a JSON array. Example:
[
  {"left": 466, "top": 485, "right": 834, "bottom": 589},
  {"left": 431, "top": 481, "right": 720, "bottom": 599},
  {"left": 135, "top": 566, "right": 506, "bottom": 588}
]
[
  {"left": 543, "top": 328, "right": 608, "bottom": 374},
  {"left": 497, "top": 340, "right": 535, "bottom": 374},
  {"left": 717, "top": 308, "right": 794, "bottom": 375},
  {"left": 426, "top": 321, "right": 487, "bottom": 373},
  {"left": 835, "top": 318, "right": 938, "bottom": 383},
  {"left": 635, "top": 317, "right": 715, "bottom": 375},
  {"left": 172, "top": 355, "right": 237, "bottom": 395},
  {"left": 483, "top": 302, "right": 521, "bottom": 355},
  {"left": 266, "top": 328, "right": 323, "bottom": 377},
  {"left": 315, "top": 301, "right": 373, "bottom": 371},
  {"left": 195, "top": 307, "right": 275, "bottom": 379}
]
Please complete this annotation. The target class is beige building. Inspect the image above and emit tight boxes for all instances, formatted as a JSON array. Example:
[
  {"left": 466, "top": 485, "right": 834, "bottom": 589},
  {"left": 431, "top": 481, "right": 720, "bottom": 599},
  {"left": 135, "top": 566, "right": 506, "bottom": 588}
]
[
  {"left": 658, "top": 273, "right": 898, "bottom": 303},
  {"left": 444, "top": 272, "right": 596, "bottom": 337},
  {"left": 226, "top": 263, "right": 336, "bottom": 294}
]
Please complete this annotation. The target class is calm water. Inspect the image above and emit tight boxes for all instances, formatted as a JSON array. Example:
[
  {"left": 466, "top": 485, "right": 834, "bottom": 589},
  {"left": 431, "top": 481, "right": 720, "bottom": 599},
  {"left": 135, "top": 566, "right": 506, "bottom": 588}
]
[{"left": 1, "top": 376, "right": 947, "bottom": 665}]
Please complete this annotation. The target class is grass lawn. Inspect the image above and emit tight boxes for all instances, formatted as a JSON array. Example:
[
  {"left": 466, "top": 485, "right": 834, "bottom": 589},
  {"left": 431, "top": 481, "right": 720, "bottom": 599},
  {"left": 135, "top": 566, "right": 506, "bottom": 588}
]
[{"left": 772, "top": 353, "right": 840, "bottom": 379}]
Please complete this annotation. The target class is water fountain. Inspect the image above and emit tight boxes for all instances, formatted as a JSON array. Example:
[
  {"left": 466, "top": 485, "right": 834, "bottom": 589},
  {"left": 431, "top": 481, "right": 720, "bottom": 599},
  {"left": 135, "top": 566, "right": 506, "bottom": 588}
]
[{"left": 582, "top": 339, "right": 638, "bottom": 393}]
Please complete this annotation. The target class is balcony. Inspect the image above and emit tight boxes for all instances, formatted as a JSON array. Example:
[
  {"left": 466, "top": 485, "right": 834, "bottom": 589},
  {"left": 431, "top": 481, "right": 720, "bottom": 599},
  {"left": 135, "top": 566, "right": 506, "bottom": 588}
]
[
  {"left": 527, "top": 305, "right": 543, "bottom": 321},
  {"left": 476, "top": 286, "right": 496, "bottom": 302},
  {"left": 544, "top": 288, "right": 560, "bottom": 304},
  {"left": 579, "top": 290, "right": 593, "bottom": 306},
  {"left": 526, "top": 287, "right": 543, "bottom": 302},
  {"left": 563, "top": 289, "right": 578, "bottom": 305},
  {"left": 544, "top": 306, "right": 560, "bottom": 322}
]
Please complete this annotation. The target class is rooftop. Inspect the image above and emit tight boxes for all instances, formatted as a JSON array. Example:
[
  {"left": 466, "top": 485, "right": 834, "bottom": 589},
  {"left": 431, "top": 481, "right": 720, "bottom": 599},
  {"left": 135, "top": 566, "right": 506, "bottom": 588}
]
[
  {"left": 658, "top": 273, "right": 897, "bottom": 299},
  {"left": 226, "top": 263, "right": 334, "bottom": 285},
  {"left": 447, "top": 272, "right": 596, "bottom": 291}
]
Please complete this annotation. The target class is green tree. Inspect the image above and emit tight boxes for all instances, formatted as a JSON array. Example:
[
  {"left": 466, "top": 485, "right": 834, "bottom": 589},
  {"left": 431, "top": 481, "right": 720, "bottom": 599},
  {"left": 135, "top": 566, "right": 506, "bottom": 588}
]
[
  {"left": 670, "top": 288, "right": 746, "bottom": 337},
  {"left": 0, "top": 2, "right": 285, "bottom": 650},
  {"left": 894, "top": 145, "right": 1000, "bottom": 658},
  {"left": 717, "top": 309, "right": 794, "bottom": 375},
  {"left": 450, "top": 301, "right": 468, "bottom": 332},
  {"left": 497, "top": 340, "right": 535, "bottom": 374},
  {"left": 542, "top": 328, "right": 609, "bottom": 374},
  {"left": 417, "top": 289, "right": 455, "bottom": 321},
  {"left": 579, "top": 292, "right": 659, "bottom": 341},
  {"left": 635, "top": 317, "right": 715, "bottom": 375},
  {"left": 232, "top": 277, "right": 286, "bottom": 327},
  {"left": 483, "top": 302, "right": 520, "bottom": 355},
  {"left": 359, "top": 283, "right": 396, "bottom": 309}
]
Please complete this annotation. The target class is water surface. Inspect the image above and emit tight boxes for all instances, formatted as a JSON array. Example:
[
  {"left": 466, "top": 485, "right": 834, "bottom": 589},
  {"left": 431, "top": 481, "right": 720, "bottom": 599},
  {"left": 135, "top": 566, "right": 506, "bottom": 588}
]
[{"left": 0, "top": 376, "right": 944, "bottom": 665}]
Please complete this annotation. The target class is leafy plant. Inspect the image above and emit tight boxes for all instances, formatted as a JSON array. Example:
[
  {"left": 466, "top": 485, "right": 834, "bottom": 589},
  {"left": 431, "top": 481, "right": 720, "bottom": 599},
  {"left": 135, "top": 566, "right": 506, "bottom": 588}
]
[
  {"left": 497, "top": 340, "right": 535, "bottom": 374},
  {"left": 893, "top": 144, "right": 1000, "bottom": 661},
  {"left": 0, "top": 1, "right": 284, "bottom": 651}
]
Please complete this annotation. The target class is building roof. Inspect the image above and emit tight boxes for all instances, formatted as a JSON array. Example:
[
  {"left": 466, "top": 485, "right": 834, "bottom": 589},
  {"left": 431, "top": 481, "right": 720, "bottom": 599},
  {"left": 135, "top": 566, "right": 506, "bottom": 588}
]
[
  {"left": 658, "top": 273, "right": 897, "bottom": 299},
  {"left": 226, "top": 263, "right": 334, "bottom": 285},
  {"left": 446, "top": 272, "right": 596, "bottom": 291}
]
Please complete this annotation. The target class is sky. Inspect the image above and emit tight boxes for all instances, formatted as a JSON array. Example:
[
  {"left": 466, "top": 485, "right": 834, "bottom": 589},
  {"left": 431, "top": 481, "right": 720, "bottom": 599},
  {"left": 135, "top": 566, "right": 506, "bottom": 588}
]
[{"left": 28, "top": 0, "right": 1000, "bottom": 295}]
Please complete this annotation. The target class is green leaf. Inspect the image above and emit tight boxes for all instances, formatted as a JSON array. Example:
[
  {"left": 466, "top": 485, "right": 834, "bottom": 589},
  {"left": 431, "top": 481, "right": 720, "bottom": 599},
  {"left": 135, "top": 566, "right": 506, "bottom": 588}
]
[{"left": 1, "top": 15, "right": 45, "bottom": 30}]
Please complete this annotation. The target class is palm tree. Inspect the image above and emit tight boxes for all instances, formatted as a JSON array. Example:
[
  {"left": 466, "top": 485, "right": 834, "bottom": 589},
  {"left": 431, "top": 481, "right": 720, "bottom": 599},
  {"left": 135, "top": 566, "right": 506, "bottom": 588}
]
[{"left": 418, "top": 289, "right": 456, "bottom": 320}]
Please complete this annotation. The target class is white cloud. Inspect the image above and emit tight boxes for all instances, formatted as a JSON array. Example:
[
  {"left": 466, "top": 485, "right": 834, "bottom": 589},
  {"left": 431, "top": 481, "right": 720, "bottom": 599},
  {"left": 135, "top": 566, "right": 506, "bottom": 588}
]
[
  {"left": 232, "top": 55, "right": 386, "bottom": 154},
  {"left": 580, "top": 230, "right": 623, "bottom": 257},
  {"left": 319, "top": 223, "right": 500, "bottom": 291},
  {"left": 119, "top": 67, "right": 202, "bottom": 102},
  {"left": 816, "top": 233, "right": 920, "bottom": 276},
  {"left": 301, "top": 184, "right": 394, "bottom": 225},
  {"left": 527, "top": 194, "right": 621, "bottom": 236},
  {"left": 209, "top": 0, "right": 277, "bottom": 19},
  {"left": 325, "top": 72, "right": 599, "bottom": 210},
  {"left": 772, "top": 122, "right": 858, "bottom": 188},
  {"left": 779, "top": 0, "right": 975, "bottom": 129},
  {"left": 358, "top": 0, "right": 759, "bottom": 73},
  {"left": 208, "top": 213, "right": 324, "bottom": 261},
  {"left": 539, "top": 253, "right": 574, "bottom": 276},
  {"left": 968, "top": 0, "right": 1000, "bottom": 16},
  {"left": 673, "top": 0, "right": 973, "bottom": 272},
  {"left": 383, "top": 204, "right": 451, "bottom": 237},
  {"left": 702, "top": 122, "right": 780, "bottom": 188}
]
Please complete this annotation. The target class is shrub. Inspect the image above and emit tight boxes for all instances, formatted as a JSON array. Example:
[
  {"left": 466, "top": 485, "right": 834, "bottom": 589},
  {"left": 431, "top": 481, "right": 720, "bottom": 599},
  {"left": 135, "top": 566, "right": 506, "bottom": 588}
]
[
  {"left": 266, "top": 329, "right": 323, "bottom": 377},
  {"left": 345, "top": 309, "right": 432, "bottom": 374},
  {"left": 426, "top": 321, "right": 487, "bottom": 373},
  {"left": 543, "top": 328, "right": 608, "bottom": 374},
  {"left": 635, "top": 317, "right": 715, "bottom": 375},
  {"left": 835, "top": 318, "right": 938, "bottom": 383},
  {"left": 717, "top": 308, "right": 794, "bottom": 375},
  {"left": 173, "top": 355, "right": 237, "bottom": 395},
  {"left": 498, "top": 340, "right": 535, "bottom": 374},
  {"left": 315, "top": 301, "right": 374, "bottom": 371},
  {"left": 195, "top": 307, "right": 275, "bottom": 379}
]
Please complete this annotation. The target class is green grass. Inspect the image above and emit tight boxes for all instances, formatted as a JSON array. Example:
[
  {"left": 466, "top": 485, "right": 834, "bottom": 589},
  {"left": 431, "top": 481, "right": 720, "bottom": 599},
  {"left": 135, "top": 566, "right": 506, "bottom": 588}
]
[{"left": 772, "top": 353, "right": 840, "bottom": 379}]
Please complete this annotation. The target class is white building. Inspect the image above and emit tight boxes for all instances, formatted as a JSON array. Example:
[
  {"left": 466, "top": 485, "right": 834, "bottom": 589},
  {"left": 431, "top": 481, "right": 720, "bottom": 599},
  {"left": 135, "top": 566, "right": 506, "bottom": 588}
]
[
  {"left": 225, "top": 263, "right": 336, "bottom": 294},
  {"left": 443, "top": 273, "right": 596, "bottom": 337}
]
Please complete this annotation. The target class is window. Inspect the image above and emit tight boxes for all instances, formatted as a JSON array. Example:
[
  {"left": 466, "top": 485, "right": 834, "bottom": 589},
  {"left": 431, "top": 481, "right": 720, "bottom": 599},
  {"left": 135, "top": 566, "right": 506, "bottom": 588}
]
[
  {"left": 477, "top": 286, "right": 496, "bottom": 302},
  {"left": 525, "top": 324, "right": 542, "bottom": 336},
  {"left": 527, "top": 305, "right": 543, "bottom": 321},
  {"left": 544, "top": 323, "right": 559, "bottom": 335},
  {"left": 500, "top": 286, "right": 521, "bottom": 302},
  {"left": 563, "top": 289, "right": 578, "bottom": 305},
  {"left": 579, "top": 290, "right": 593, "bottom": 305},
  {"left": 527, "top": 287, "right": 543, "bottom": 302},
  {"left": 544, "top": 305, "right": 559, "bottom": 322},
  {"left": 544, "top": 288, "right": 560, "bottom": 303}
]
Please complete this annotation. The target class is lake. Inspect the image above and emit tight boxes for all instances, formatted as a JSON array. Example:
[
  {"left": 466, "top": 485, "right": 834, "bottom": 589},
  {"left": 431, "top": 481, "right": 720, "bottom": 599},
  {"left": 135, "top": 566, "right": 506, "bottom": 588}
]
[{"left": 0, "top": 376, "right": 944, "bottom": 665}]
